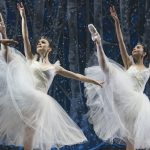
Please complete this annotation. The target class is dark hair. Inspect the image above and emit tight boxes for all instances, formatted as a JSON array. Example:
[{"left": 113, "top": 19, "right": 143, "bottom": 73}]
[
  {"left": 136, "top": 42, "right": 149, "bottom": 60},
  {"left": 40, "top": 36, "right": 53, "bottom": 49}
]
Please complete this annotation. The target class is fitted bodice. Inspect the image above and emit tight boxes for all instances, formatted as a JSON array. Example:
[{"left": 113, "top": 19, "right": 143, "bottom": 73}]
[
  {"left": 29, "top": 61, "right": 59, "bottom": 93},
  {"left": 127, "top": 65, "right": 150, "bottom": 92}
]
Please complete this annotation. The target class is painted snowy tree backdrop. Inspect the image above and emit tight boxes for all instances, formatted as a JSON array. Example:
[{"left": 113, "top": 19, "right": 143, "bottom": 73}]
[{"left": 0, "top": 0, "right": 149, "bottom": 150}]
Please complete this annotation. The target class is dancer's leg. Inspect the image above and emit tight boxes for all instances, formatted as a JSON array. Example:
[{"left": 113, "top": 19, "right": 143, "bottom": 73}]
[
  {"left": 88, "top": 24, "right": 109, "bottom": 73},
  {"left": 125, "top": 138, "right": 135, "bottom": 150},
  {"left": 24, "top": 126, "right": 35, "bottom": 150}
]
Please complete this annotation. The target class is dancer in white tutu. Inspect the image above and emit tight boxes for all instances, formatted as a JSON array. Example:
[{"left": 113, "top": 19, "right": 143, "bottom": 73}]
[
  {"left": 84, "top": 13, "right": 150, "bottom": 150},
  {"left": 0, "top": 4, "right": 104, "bottom": 150},
  {"left": 110, "top": 6, "right": 149, "bottom": 150}
]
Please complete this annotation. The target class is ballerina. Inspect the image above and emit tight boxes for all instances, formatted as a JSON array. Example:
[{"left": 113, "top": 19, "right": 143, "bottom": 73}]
[
  {"left": 110, "top": 6, "right": 150, "bottom": 150},
  {"left": 84, "top": 22, "right": 149, "bottom": 150},
  {"left": 0, "top": 3, "right": 104, "bottom": 150}
]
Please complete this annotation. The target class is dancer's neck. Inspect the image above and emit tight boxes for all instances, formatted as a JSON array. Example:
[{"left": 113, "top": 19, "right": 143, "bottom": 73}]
[
  {"left": 134, "top": 57, "right": 144, "bottom": 67},
  {"left": 39, "top": 55, "right": 50, "bottom": 65}
]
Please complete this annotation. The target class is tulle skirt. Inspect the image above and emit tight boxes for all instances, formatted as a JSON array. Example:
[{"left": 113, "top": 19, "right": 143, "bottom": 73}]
[
  {"left": 0, "top": 48, "right": 87, "bottom": 149},
  {"left": 84, "top": 62, "right": 150, "bottom": 149}
]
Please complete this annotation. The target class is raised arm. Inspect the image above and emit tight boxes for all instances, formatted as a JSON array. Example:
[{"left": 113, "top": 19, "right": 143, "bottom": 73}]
[
  {"left": 0, "top": 13, "right": 11, "bottom": 62},
  {"left": 0, "top": 13, "right": 19, "bottom": 62},
  {"left": 56, "top": 66, "right": 104, "bottom": 87},
  {"left": 0, "top": 13, "right": 7, "bottom": 53},
  {"left": 88, "top": 24, "right": 109, "bottom": 73},
  {"left": 0, "top": 13, "right": 7, "bottom": 39},
  {"left": 17, "top": 3, "right": 33, "bottom": 60},
  {"left": 110, "top": 6, "right": 132, "bottom": 69}
]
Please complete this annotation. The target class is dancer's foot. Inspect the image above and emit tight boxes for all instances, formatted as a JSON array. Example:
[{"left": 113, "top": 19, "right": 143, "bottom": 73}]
[{"left": 88, "top": 24, "right": 101, "bottom": 43}]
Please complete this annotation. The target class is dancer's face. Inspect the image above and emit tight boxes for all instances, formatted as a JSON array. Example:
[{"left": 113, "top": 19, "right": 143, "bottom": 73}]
[
  {"left": 132, "top": 44, "right": 146, "bottom": 59},
  {"left": 36, "top": 38, "right": 51, "bottom": 55}
]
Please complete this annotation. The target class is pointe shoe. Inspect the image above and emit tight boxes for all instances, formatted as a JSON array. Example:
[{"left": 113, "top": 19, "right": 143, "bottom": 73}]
[{"left": 88, "top": 24, "right": 101, "bottom": 42}]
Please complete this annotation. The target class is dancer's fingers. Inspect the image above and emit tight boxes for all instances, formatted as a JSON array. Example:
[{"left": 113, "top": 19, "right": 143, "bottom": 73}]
[
  {"left": 112, "top": 6, "right": 116, "bottom": 13},
  {"left": 21, "top": 2, "right": 24, "bottom": 8},
  {"left": 110, "top": 7, "right": 113, "bottom": 13},
  {"left": 17, "top": 3, "right": 21, "bottom": 10}
]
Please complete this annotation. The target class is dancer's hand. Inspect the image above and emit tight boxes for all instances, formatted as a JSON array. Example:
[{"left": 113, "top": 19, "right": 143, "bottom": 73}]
[
  {"left": 0, "top": 39, "right": 18, "bottom": 45},
  {"left": 17, "top": 2, "right": 25, "bottom": 18},
  {"left": 0, "top": 13, "right": 6, "bottom": 34},
  {"left": 88, "top": 24, "right": 101, "bottom": 44},
  {"left": 96, "top": 80, "right": 105, "bottom": 88},
  {"left": 110, "top": 6, "right": 119, "bottom": 21}
]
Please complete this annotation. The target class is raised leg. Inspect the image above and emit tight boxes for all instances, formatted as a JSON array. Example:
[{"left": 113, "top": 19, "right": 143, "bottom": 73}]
[{"left": 88, "top": 24, "right": 109, "bottom": 73}]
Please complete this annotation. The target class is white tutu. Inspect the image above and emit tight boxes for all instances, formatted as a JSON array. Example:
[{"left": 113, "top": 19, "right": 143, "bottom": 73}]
[
  {"left": 0, "top": 47, "right": 87, "bottom": 149},
  {"left": 84, "top": 59, "right": 150, "bottom": 149}
]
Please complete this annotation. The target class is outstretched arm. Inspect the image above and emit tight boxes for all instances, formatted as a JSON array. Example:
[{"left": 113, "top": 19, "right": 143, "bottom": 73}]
[
  {"left": 17, "top": 3, "right": 33, "bottom": 60},
  {"left": 56, "top": 66, "right": 104, "bottom": 87},
  {"left": 110, "top": 6, "right": 132, "bottom": 69},
  {"left": 88, "top": 24, "right": 109, "bottom": 73}
]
